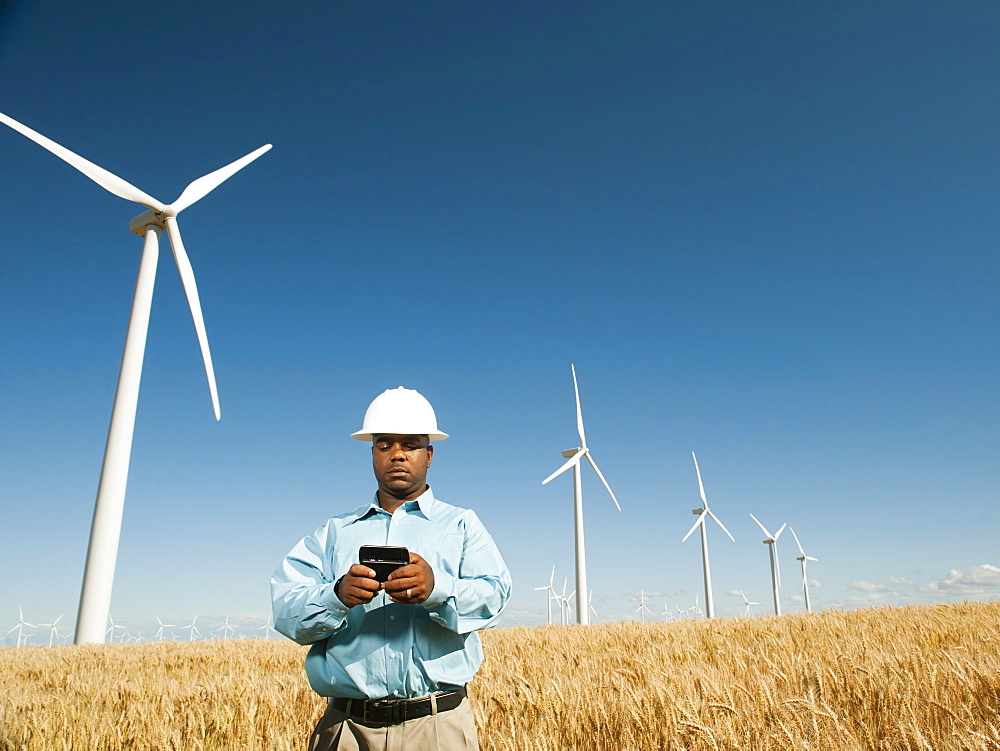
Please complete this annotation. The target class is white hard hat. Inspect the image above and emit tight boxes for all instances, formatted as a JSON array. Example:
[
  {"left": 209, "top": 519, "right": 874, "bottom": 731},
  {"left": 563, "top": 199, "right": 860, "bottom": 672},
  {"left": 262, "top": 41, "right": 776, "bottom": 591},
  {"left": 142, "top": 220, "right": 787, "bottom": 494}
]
[{"left": 351, "top": 386, "right": 449, "bottom": 442}]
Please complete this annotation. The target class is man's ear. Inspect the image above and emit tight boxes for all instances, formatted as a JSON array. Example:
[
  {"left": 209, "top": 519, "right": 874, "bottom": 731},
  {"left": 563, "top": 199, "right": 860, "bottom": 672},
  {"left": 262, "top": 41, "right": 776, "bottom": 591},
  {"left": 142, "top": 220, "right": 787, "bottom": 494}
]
[{"left": 426, "top": 444, "right": 434, "bottom": 466}]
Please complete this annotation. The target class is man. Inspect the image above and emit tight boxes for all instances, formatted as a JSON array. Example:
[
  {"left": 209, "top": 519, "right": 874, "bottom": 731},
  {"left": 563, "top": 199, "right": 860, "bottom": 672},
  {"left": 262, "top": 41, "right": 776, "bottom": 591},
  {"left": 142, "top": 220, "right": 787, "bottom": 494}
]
[{"left": 271, "top": 386, "right": 511, "bottom": 751}]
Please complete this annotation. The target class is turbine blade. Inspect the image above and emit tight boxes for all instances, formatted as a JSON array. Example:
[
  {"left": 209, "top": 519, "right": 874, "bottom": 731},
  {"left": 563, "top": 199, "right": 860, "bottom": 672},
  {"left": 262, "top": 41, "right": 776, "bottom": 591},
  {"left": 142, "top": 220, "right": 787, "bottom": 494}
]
[
  {"left": 163, "top": 217, "right": 221, "bottom": 420},
  {"left": 0, "top": 111, "right": 165, "bottom": 211},
  {"left": 706, "top": 509, "right": 735, "bottom": 542},
  {"left": 169, "top": 144, "right": 272, "bottom": 213},
  {"left": 789, "top": 527, "right": 806, "bottom": 557},
  {"left": 774, "top": 523, "right": 787, "bottom": 540},
  {"left": 691, "top": 452, "right": 709, "bottom": 506},
  {"left": 548, "top": 564, "right": 555, "bottom": 587},
  {"left": 541, "top": 449, "right": 584, "bottom": 485},
  {"left": 807, "top": 556, "right": 818, "bottom": 562},
  {"left": 570, "top": 364, "right": 587, "bottom": 448},
  {"left": 749, "top": 513, "right": 772, "bottom": 539},
  {"left": 584, "top": 452, "right": 622, "bottom": 511},
  {"left": 681, "top": 511, "right": 706, "bottom": 542}
]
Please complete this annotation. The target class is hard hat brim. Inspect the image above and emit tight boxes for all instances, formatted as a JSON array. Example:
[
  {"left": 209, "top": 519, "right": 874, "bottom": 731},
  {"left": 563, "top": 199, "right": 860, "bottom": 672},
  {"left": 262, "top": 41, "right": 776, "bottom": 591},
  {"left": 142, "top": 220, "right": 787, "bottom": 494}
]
[{"left": 351, "top": 430, "right": 449, "bottom": 442}]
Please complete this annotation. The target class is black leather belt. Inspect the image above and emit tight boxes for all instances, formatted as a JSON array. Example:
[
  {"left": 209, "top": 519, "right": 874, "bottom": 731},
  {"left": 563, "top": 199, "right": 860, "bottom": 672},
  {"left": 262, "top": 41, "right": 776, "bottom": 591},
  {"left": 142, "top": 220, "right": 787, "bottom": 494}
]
[{"left": 330, "top": 686, "right": 467, "bottom": 726}]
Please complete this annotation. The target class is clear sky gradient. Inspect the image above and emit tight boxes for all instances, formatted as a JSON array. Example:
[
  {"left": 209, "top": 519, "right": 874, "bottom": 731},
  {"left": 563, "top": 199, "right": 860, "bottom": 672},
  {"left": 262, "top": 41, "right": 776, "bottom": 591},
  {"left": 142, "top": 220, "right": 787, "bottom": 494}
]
[{"left": 1, "top": 1, "right": 998, "bottom": 643}]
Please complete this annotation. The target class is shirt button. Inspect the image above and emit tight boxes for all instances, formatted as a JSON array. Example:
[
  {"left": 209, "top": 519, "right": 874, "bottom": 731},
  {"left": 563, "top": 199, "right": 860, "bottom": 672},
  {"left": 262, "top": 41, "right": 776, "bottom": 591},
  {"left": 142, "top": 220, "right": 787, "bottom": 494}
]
[
  {"left": 389, "top": 652, "right": 396, "bottom": 659},
  {"left": 389, "top": 615, "right": 395, "bottom": 621},
  {"left": 393, "top": 690, "right": 399, "bottom": 696}
]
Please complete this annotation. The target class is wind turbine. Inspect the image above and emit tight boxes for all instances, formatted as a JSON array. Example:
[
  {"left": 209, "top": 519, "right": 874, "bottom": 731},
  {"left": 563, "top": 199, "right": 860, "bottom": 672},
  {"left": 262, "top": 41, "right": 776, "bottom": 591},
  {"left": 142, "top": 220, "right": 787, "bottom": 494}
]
[
  {"left": 215, "top": 615, "right": 236, "bottom": 640},
  {"left": 542, "top": 364, "right": 621, "bottom": 625},
  {"left": 681, "top": 452, "right": 735, "bottom": 618},
  {"left": 0, "top": 112, "right": 271, "bottom": 645},
  {"left": 789, "top": 528, "right": 818, "bottom": 613},
  {"left": 257, "top": 616, "right": 276, "bottom": 639},
  {"left": 181, "top": 615, "right": 201, "bottom": 642},
  {"left": 661, "top": 602, "right": 675, "bottom": 622},
  {"left": 737, "top": 590, "right": 760, "bottom": 617},
  {"left": 634, "top": 590, "right": 653, "bottom": 623},
  {"left": 154, "top": 615, "right": 175, "bottom": 641},
  {"left": 6, "top": 608, "right": 35, "bottom": 647},
  {"left": 586, "top": 590, "right": 598, "bottom": 621},
  {"left": 533, "top": 565, "right": 557, "bottom": 625},
  {"left": 750, "top": 514, "right": 787, "bottom": 616},
  {"left": 38, "top": 614, "right": 64, "bottom": 648},
  {"left": 106, "top": 614, "right": 126, "bottom": 643}
]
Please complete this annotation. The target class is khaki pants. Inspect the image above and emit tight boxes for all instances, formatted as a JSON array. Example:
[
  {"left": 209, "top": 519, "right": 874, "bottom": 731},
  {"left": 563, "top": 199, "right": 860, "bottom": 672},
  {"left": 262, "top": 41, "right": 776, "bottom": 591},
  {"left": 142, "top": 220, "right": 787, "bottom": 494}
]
[{"left": 309, "top": 696, "right": 480, "bottom": 751}]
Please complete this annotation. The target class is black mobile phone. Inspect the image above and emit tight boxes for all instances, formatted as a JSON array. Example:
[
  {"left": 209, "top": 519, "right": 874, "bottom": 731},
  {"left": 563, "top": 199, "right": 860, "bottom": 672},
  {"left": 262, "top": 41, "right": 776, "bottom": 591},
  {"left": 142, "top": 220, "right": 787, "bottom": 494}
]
[{"left": 359, "top": 545, "right": 409, "bottom": 583}]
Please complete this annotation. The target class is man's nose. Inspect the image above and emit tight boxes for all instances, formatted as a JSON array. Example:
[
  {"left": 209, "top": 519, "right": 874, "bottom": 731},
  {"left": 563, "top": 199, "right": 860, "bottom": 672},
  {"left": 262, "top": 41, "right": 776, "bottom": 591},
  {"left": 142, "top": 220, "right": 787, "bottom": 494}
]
[{"left": 389, "top": 444, "right": 407, "bottom": 460}]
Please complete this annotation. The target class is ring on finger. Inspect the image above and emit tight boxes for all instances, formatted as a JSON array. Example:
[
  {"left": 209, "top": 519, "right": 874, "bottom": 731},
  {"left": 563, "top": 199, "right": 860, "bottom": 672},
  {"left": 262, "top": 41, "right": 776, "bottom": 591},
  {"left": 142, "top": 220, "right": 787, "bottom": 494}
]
[{"left": 407, "top": 588, "right": 412, "bottom": 599}]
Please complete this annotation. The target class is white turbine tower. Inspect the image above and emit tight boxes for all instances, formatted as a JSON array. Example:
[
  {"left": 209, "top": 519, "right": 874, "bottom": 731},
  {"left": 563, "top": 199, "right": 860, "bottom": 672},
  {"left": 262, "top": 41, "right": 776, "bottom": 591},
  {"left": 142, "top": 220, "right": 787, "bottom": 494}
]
[
  {"left": 681, "top": 452, "right": 735, "bottom": 618},
  {"left": 750, "top": 513, "right": 787, "bottom": 616},
  {"left": 533, "top": 565, "right": 557, "bottom": 625},
  {"left": 789, "top": 528, "right": 818, "bottom": 613},
  {"left": 542, "top": 364, "right": 621, "bottom": 625},
  {"left": 0, "top": 112, "right": 271, "bottom": 645}
]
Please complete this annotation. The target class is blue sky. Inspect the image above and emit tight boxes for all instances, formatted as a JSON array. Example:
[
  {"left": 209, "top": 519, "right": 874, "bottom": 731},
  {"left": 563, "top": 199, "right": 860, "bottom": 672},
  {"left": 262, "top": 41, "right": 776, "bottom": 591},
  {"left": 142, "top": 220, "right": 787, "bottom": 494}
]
[{"left": 1, "top": 1, "right": 998, "bottom": 643}]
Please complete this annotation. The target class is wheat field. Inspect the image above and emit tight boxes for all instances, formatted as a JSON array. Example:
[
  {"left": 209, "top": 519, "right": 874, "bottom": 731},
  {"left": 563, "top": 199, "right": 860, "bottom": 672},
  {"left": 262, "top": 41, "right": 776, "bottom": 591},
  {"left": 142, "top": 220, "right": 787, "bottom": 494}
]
[{"left": 1, "top": 601, "right": 998, "bottom": 750}]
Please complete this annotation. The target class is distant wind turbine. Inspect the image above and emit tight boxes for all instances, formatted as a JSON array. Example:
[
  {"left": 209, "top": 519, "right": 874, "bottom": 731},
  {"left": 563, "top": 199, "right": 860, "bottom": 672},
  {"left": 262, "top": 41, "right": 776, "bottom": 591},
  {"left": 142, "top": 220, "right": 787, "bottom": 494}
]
[
  {"left": 737, "top": 590, "right": 760, "bottom": 617},
  {"left": 533, "top": 565, "right": 557, "bottom": 625},
  {"left": 789, "top": 528, "right": 819, "bottom": 613},
  {"left": 181, "top": 615, "right": 201, "bottom": 642},
  {"left": 155, "top": 616, "right": 175, "bottom": 641},
  {"left": 681, "top": 452, "right": 735, "bottom": 618},
  {"left": 750, "top": 513, "right": 787, "bottom": 616},
  {"left": 215, "top": 615, "right": 236, "bottom": 640},
  {"left": 257, "top": 616, "right": 276, "bottom": 639},
  {"left": 38, "top": 614, "right": 64, "bottom": 648},
  {"left": 634, "top": 591, "right": 653, "bottom": 623},
  {"left": 7, "top": 608, "right": 35, "bottom": 647},
  {"left": 106, "top": 614, "right": 127, "bottom": 643},
  {"left": 542, "top": 364, "right": 621, "bottom": 626},
  {"left": 0, "top": 112, "right": 271, "bottom": 645}
]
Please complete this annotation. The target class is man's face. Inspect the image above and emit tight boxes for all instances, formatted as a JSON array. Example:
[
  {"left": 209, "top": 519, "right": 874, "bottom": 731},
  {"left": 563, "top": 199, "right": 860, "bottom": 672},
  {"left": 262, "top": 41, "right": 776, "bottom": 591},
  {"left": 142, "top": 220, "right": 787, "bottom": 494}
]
[{"left": 372, "top": 434, "right": 433, "bottom": 503}]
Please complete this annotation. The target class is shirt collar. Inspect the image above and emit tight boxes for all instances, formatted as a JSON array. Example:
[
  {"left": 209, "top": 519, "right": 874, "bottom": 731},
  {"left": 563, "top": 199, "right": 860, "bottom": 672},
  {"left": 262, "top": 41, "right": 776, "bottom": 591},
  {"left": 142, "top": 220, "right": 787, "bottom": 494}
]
[{"left": 346, "top": 486, "right": 438, "bottom": 524}]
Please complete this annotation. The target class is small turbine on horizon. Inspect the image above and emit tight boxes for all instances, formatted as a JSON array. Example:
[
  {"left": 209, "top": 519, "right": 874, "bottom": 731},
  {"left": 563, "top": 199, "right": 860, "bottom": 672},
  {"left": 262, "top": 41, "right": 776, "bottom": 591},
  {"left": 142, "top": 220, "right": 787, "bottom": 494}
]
[
  {"left": 7, "top": 608, "right": 35, "bottom": 648},
  {"left": 542, "top": 364, "right": 621, "bottom": 626},
  {"left": 737, "top": 590, "right": 760, "bottom": 617},
  {"left": 0, "top": 112, "right": 271, "bottom": 646},
  {"left": 789, "top": 527, "right": 819, "bottom": 613},
  {"left": 38, "top": 614, "right": 64, "bottom": 648},
  {"left": 750, "top": 513, "right": 786, "bottom": 616},
  {"left": 534, "top": 565, "right": 557, "bottom": 626},
  {"left": 681, "top": 452, "right": 735, "bottom": 618}
]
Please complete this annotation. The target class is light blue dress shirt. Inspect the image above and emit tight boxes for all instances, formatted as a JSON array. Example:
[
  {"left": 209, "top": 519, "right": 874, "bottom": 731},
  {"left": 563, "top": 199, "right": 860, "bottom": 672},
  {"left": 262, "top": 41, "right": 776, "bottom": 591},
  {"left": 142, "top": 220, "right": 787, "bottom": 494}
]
[{"left": 270, "top": 487, "right": 511, "bottom": 700}]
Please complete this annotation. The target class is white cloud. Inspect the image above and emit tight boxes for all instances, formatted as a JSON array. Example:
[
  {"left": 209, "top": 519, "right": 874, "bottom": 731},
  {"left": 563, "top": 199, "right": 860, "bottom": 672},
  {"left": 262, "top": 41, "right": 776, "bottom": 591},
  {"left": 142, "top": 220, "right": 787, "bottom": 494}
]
[
  {"left": 809, "top": 579, "right": 822, "bottom": 588},
  {"left": 927, "top": 564, "right": 1000, "bottom": 594},
  {"left": 848, "top": 581, "right": 888, "bottom": 593},
  {"left": 887, "top": 576, "right": 912, "bottom": 586}
]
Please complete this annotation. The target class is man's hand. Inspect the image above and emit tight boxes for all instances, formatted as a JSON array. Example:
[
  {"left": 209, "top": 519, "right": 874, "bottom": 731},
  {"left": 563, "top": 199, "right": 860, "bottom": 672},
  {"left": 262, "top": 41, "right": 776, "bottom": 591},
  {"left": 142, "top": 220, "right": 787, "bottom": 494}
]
[
  {"left": 383, "top": 552, "right": 435, "bottom": 605},
  {"left": 337, "top": 564, "right": 381, "bottom": 608}
]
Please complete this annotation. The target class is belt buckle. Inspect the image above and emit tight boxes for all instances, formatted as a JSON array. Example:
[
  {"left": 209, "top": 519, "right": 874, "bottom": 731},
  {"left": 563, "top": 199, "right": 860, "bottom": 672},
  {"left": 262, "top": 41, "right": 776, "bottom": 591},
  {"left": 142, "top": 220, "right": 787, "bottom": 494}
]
[{"left": 363, "top": 698, "right": 403, "bottom": 726}]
